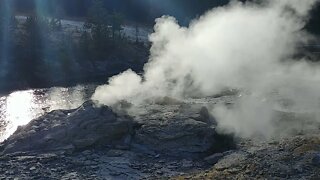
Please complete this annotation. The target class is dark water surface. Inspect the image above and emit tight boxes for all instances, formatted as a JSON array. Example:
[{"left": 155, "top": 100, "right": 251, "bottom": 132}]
[{"left": 0, "top": 85, "right": 96, "bottom": 142}]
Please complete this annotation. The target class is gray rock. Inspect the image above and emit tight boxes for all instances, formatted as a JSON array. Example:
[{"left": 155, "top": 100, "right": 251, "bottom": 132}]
[
  {"left": 214, "top": 151, "right": 248, "bottom": 171},
  {"left": 61, "top": 172, "right": 79, "bottom": 180},
  {"left": 181, "top": 159, "right": 194, "bottom": 168},
  {"left": 154, "top": 96, "right": 183, "bottom": 105},
  {"left": 312, "top": 153, "right": 320, "bottom": 167},
  {"left": 131, "top": 103, "right": 231, "bottom": 157},
  {"left": 29, "top": 166, "right": 36, "bottom": 171},
  {"left": 134, "top": 118, "right": 217, "bottom": 156},
  {"left": 195, "top": 106, "right": 217, "bottom": 125},
  {"left": 204, "top": 153, "right": 224, "bottom": 165},
  {"left": 106, "top": 149, "right": 124, "bottom": 157},
  {"left": 73, "top": 138, "right": 97, "bottom": 149},
  {"left": 156, "top": 170, "right": 164, "bottom": 175},
  {"left": 1, "top": 99, "right": 234, "bottom": 159},
  {"left": 1, "top": 101, "right": 134, "bottom": 154},
  {"left": 81, "top": 150, "right": 92, "bottom": 156}
]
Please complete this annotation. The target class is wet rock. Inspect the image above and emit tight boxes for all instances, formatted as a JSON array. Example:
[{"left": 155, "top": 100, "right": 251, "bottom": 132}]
[
  {"left": 134, "top": 118, "right": 217, "bottom": 156},
  {"left": 194, "top": 106, "right": 217, "bottom": 125},
  {"left": 156, "top": 170, "right": 164, "bottom": 175},
  {"left": 214, "top": 151, "right": 248, "bottom": 171},
  {"left": 181, "top": 159, "right": 194, "bottom": 168},
  {"left": 312, "top": 153, "right": 320, "bottom": 167},
  {"left": 132, "top": 103, "right": 232, "bottom": 157},
  {"left": 1, "top": 101, "right": 134, "bottom": 154},
  {"left": 73, "top": 138, "right": 97, "bottom": 149},
  {"left": 204, "top": 153, "right": 224, "bottom": 165},
  {"left": 16, "top": 156, "right": 36, "bottom": 162},
  {"left": 61, "top": 172, "right": 79, "bottom": 180},
  {"left": 106, "top": 149, "right": 124, "bottom": 157},
  {"left": 0, "top": 96, "right": 238, "bottom": 179},
  {"left": 81, "top": 150, "right": 92, "bottom": 156},
  {"left": 29, "top": 166, "right": 36, "bottom": 171}
]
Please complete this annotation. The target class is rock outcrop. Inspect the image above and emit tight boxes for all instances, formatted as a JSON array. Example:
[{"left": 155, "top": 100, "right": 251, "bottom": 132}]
[
  {"left": 1, "top": 101, "right": 135, "bottom": 154},
  {"left": 0, "top": 99, "right": 234, "bottom": 157},
  {"left": 131, "top": 103, "right": 229, "bottom": 157}
]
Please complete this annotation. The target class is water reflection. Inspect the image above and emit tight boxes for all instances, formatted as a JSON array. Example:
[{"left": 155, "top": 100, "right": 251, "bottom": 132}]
[
  {"left": 0, "top": 85, "right": 93, "bottom": 142},
  {"left": 5, "top": 91, "right": 36, "bottom": 139}
]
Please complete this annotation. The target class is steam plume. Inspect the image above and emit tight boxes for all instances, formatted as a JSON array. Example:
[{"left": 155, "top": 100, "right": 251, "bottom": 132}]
[{"left": 92, "top": 0, "right": 320, "bottom": 138}]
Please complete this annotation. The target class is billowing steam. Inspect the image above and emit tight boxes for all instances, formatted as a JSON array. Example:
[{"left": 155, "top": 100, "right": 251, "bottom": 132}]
[{"left": 92, "top": 0, "right": 320, "bottom": 138}]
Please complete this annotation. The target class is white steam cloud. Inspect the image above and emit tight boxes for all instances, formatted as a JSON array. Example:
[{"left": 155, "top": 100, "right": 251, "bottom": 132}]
[{"left": 92, "top": 0, "right": 320, "bottom": 138}]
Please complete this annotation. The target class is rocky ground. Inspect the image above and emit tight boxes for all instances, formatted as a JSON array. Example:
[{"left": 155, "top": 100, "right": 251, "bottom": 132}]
[
  {"left": 176, "top": 134, "right": 320, "bottom": 180},
  {"left": 0, "top": 148, "right": 209, "bottom": 179},
  {"left": 0, "top": 95, "right": 320, "bottom": 179}
]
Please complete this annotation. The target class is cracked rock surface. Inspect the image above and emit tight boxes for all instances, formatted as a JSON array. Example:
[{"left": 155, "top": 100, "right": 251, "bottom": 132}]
[{"left": 0, "top": 97, "right": 233, "bottom": 179}]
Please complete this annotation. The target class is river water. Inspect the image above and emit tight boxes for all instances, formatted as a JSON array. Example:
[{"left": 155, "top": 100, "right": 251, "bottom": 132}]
[{"left": 0, "top": 85, "right": 96, "bottom": 142}]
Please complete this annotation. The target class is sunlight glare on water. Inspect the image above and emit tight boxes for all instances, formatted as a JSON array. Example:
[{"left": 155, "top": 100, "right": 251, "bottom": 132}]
[
  {"left": 0, "top": 85, "right": 92, "bottom": 142},
  {"left": 0, "top": 90, "right": 40, "bottom": 142},
  {"left": 6, "top": 91, "right": 36, "bottom": 127}
]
